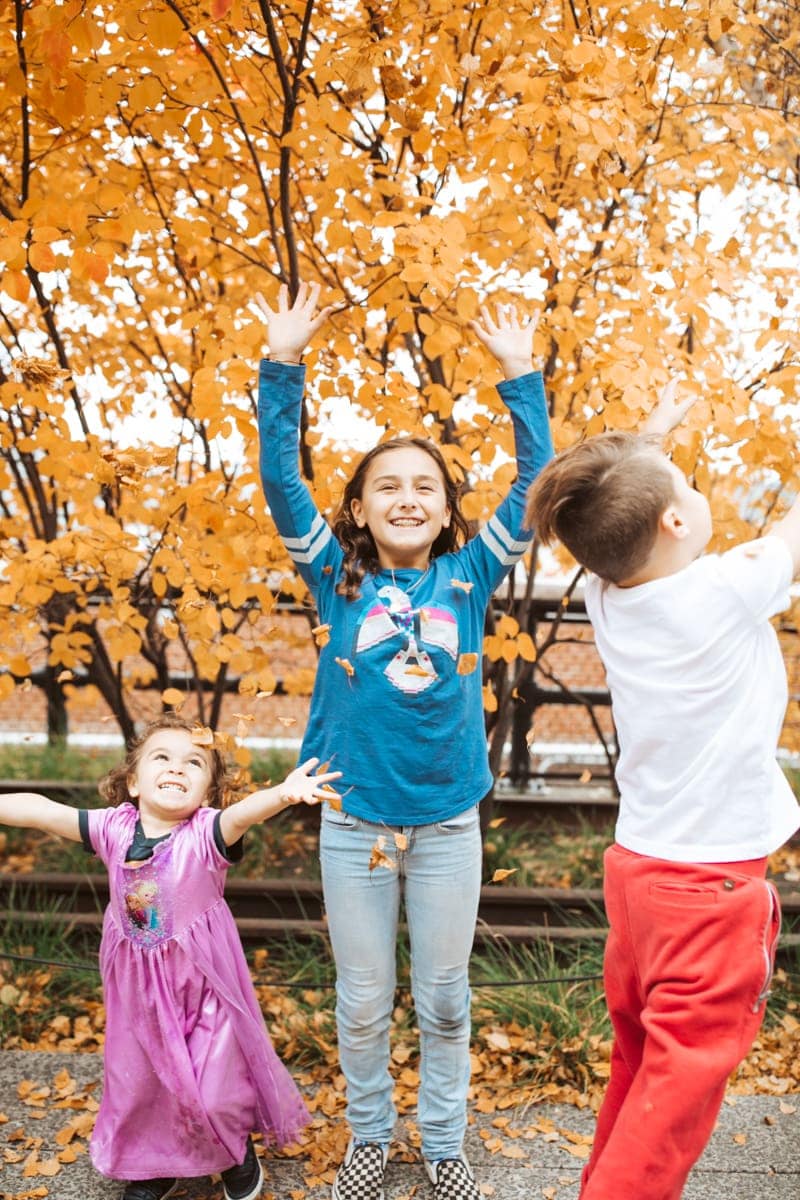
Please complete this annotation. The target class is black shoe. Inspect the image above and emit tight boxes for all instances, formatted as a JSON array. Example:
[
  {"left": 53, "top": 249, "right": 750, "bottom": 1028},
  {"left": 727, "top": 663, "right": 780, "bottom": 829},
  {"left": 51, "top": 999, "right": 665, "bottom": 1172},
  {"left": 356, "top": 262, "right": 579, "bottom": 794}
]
[
  {"left": 221, "top": 1135, "right": 263, "bottom": 1200},
  {"left": 122, "top": 1180, "right": 178, "bottom": 1200}
]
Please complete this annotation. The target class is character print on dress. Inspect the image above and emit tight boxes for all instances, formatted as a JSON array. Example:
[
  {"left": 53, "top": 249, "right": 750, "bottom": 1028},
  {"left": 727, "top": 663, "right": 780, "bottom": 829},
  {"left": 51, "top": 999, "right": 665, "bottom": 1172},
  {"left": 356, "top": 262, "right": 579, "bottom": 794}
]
[
  {"left": 355, "top": 581, "right": 459, "bottom": 695},
  {"left": 121, "top": 849, "right": 173, "bottom": 948}
]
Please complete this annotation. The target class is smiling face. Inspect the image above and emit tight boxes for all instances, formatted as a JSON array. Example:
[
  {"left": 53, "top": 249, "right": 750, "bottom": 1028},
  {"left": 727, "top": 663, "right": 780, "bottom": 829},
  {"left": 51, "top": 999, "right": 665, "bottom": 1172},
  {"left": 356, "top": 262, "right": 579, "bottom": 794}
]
[
  {"left": 349, "top": 444, "right": 451, "bottom": 570},
  {"left": 127, "top": 727, "right": 213, "bottom": 835}
]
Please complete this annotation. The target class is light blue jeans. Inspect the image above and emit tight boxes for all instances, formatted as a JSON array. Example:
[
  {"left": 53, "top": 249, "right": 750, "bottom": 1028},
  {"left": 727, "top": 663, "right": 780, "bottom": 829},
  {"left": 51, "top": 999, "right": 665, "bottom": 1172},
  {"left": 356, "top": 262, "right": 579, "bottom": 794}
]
[{"left": 320, "top": 802, "right": 482, "bottom": 1160}]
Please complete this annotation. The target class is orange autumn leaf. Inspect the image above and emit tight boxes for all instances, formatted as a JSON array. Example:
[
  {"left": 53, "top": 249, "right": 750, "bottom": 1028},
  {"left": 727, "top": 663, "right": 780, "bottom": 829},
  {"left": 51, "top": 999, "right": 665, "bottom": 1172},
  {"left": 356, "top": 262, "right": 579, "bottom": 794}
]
[
  {"left": 312, "top": 623, "right": 331, "bottom": 647},
  {"left": 393, "top": 831, "right": 408, "bottom": 851},
  {"left": 320, "top": 783, "right": 342, "bottom": 812},
  {"left": 490, "top": 868, "right": 517, "bottom": 883},
  {"left": 161, "top": 687, "right": 185, "bottom": 709},
  {"left": 456, "top": 652, "right": 478, "bottom": 675},
  {"left": 277, "top": 716, "right": 297, "bottom": 727},
  {"left": 335, "top": 657, "right": 355, "bottom": 678},
  {"left": 190, "top": 724, "right": 215, "bottom": 746},
  {"left": 368, "top": 836, "right": 395, "bottom": 872},
  {"left": 450, "top": 578, "right": 474, "bottom": 593}
]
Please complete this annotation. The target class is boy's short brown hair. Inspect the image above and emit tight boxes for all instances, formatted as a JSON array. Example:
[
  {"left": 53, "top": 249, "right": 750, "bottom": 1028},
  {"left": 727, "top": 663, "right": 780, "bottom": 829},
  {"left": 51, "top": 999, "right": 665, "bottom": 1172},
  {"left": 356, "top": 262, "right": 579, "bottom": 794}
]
[{"left": 525, "top": 432, "right": 676, "bottom": 584}]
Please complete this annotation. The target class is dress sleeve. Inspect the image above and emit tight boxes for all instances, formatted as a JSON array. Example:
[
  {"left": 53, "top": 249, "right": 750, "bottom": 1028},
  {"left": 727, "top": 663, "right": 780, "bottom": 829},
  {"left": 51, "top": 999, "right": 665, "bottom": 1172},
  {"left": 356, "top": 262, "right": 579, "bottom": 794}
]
[
  {"left": 258, "top": 360, "right": 343, "bottom": 603},
  {"left": 456, "top": 370, "right": 553, "bottom": 594},
  {"left": 717, "top": 536, "right": 794, "bottom": 621},
  {"left": 213, "top": 810, "right": 244, "bottom": 863},
  {"left": 82, "top": 806, "right": 124, "bottom": 866}
]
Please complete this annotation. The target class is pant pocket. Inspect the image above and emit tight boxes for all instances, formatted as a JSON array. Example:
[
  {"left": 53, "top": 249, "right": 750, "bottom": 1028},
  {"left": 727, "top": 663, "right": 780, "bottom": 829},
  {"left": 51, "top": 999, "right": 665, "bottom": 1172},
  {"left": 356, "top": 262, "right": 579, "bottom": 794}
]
[{"left": 752, "top": 882, "right": 781, "bottom": 1013}]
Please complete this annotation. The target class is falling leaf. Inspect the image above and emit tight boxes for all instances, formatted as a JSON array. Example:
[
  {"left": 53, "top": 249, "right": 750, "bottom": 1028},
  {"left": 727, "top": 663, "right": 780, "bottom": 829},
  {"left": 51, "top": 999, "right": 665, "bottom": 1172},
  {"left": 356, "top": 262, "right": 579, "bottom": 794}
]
[
  {"left": 490, "top": 868, "right": 517, "bottom": 883},
  {"left": 450, "top": 578, "right": 474, "bottom": 593},
  {"left": 368, "top": 836, "right": 396, "bottom": 872},
  {"left": 457, "top": 652, "right": 479, "bottom": 675},
  {"left": 393, "top": 831, "right": 408, "bottom": 851},
  {"left": 335, "top": 657, "right": 355, "bottom": 678},
  {"left": 15, "top": 355, "right": 70, "bottom": 387},
  {"left": 256, "top": 690, "right": 274, "bottom": 699},
  {"left": 161, "top": 687, "right": 185, "bottom": 708},
  {"left": 579, "top": 768, "right": 592, "bottom": 784},
  {"left": 277, "top": 716, "right": 297, "bottom": 727},
  {"left": 322, "top": 565, "right": 333, "bottom": 575},
  {"left": 488, "top": 817, "right": 507, "bottom": 829},
  {"left": 56, "top": 669, "right": 73, "bottom": 683},
  {"left": 312, "top": 623, "right": 332, "bottom": 647},
  {"left": 320, "top": 783, "right": 342, "bottom": 812},
  {"left": 405, "top": 664, "right": 433, "bottom": 676},
  {"left": 191, "top": 725, "right": 214, "bottom": 746}
]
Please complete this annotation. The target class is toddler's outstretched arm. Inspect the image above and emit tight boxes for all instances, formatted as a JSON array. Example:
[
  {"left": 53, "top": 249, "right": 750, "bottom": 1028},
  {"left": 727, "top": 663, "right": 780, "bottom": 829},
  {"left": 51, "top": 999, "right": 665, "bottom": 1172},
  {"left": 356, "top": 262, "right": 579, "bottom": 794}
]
[
  {"left": 0, "top": 792, "right": 81, "bottom": 842},
  {"left": 219, "top": 759, "right": 341, "bottom": 846}
]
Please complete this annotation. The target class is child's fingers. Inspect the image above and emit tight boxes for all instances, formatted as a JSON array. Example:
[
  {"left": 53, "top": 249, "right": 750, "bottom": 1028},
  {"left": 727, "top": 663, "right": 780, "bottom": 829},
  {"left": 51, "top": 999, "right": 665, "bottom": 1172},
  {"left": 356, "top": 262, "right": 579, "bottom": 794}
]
[
  {"left": 250, "top": 293, "right": 273, "bottom": 320},
  {"left": 657, "top": 377, "right": 680, "bottom": 405},
  {"left": 314, "top": 771, "right": 342, "bottom": 785},
  {"left": 296, "top": 756, "right": 320, "bottom": 774}
]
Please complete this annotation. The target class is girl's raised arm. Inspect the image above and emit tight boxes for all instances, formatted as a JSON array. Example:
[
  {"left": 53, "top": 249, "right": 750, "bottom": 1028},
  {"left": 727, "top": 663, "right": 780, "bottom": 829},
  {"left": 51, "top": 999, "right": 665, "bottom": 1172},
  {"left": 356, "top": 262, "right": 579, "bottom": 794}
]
[
  {"left": 0, "top": 792, "right": 82, "bottom": 842},
  {"left": 218, "top": 759, "right": 341, "bottom": 846},
  {"left": 254, "top": 282, "right": 343, "bottom": 604},
  {"left": 251, "top": 282, "right": 335, "bottom": 364}
]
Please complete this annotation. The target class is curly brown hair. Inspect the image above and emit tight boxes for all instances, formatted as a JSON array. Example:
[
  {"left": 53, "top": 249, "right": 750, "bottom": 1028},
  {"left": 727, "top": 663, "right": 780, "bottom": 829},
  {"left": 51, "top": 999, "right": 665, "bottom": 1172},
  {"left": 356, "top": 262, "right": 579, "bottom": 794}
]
[
  {"left": 331, "top": 436, "right": 471, "bottom": 600},
  {"left": 98, "top": 713, "right": 233, "bottom": 810}
]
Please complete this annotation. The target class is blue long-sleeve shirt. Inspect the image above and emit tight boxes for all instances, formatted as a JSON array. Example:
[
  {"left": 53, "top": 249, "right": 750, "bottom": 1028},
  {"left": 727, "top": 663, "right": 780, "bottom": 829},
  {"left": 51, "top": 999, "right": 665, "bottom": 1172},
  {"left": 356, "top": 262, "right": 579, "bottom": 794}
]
[{"left": 258, "top": 360, "right": 553, "bottom": 824}]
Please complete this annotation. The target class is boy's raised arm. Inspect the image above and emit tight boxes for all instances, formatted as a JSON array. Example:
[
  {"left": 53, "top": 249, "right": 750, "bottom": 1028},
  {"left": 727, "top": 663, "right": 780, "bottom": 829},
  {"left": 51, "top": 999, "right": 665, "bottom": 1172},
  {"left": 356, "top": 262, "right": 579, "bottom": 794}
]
[
  {"left": 769, "top": 494, "right": 800, "bottom": 576},
  {"left": 642, "top": 377, "right": 697, "bottom": 436}
]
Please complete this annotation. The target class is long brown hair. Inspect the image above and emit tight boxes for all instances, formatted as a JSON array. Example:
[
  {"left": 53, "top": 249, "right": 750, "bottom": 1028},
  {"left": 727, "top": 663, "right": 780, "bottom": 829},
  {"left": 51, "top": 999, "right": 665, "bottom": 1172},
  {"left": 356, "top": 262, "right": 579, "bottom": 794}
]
[
  {"left": 98, "top": 713, "right": 232, "bottom": 809},
  {"left": 332, "top": 436, "right": 471, "bottom": 600}
]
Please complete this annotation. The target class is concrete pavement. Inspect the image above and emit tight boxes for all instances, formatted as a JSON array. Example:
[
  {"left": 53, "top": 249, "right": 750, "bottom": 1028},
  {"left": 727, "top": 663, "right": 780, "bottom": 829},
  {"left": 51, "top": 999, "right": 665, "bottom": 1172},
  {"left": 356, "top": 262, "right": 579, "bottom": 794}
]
[{"left": 0, "top": 1051, "right": 797, "bottom": 1199}]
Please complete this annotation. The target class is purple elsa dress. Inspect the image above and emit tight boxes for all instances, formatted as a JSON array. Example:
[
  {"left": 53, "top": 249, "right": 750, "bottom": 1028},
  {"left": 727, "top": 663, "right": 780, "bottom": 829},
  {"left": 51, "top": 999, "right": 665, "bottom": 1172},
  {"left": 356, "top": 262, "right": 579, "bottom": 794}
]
[{"left": 84, "top": 803, "right": 309, "bottom": 1180}]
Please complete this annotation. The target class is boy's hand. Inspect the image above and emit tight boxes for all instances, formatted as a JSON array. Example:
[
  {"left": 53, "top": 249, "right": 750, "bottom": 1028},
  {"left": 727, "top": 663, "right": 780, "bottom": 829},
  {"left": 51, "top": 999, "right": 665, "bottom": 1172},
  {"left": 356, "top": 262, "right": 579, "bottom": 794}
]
[
  {"left": 251, "top": 281, "right": 334, "bottom": 363},
  {"left": 278, "top": 757, "right": 342, "bottom": 807},
  {"left": 643, "top": 377, "right": 698, "bottom": 436},
  {"left": 470, "top": 301, "right": 538, "bottom": 381}
]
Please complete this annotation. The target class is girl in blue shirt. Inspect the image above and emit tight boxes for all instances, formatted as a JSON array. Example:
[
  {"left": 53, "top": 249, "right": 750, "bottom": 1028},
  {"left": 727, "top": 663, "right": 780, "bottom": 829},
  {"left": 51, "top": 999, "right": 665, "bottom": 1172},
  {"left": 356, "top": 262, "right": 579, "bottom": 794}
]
[{"left": 254, "top": 283, "right": 553, "bottom": 1200}]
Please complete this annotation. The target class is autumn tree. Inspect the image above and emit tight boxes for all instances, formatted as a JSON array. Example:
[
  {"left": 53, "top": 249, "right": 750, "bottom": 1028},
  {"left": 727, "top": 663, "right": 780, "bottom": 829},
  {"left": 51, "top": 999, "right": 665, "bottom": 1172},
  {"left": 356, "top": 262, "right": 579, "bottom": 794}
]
[{"left": 0, "top": 0, "right": 797, "bottom": 763}]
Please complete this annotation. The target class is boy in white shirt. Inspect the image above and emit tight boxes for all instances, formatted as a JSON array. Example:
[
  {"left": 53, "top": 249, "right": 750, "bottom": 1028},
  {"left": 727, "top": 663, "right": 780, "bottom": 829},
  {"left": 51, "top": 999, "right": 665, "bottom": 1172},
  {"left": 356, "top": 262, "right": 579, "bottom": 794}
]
[{"left": 525, "top": 383, "right": 800, "bottom": 1200}]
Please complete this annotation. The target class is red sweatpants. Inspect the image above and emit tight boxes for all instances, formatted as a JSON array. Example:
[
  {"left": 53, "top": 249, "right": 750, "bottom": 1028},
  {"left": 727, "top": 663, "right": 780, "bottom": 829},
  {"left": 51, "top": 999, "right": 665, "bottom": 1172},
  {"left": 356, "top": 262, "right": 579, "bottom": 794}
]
[{"left": 580, "top": 844, "right": 780, "bottom": 1200}]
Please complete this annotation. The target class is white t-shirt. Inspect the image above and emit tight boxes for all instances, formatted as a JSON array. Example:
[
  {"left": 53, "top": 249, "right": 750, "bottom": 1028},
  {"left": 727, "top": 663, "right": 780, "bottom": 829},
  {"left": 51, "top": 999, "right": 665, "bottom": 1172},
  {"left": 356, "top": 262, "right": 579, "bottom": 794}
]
[{"left": 584, "top": 536, "right": 799, "bottom": 862}]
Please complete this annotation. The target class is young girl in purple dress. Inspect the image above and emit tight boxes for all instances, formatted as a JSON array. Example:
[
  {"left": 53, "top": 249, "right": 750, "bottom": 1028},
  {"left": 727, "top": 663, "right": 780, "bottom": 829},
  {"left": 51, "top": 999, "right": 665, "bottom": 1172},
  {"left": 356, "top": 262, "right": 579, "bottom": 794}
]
[{"left": 0, "top": 713, "right": 340, "bottom": 1200}]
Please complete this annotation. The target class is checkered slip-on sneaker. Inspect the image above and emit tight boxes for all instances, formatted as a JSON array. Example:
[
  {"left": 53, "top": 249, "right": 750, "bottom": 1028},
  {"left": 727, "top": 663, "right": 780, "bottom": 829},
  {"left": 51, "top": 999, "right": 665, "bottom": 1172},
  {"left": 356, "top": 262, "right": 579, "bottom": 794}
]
[
  {"left": 332, "top": 1140, "right": 388, "bottom": 1200},
  {"left": 424, "top": 1155, "right": 480, "bottom": 1200}
]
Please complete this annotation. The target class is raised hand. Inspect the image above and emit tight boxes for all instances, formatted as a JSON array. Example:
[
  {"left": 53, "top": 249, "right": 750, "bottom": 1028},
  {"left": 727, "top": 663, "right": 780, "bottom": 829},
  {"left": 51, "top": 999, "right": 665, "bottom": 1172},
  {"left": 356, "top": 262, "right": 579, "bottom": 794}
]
[
  {"left": 251, "top": 281, "right": 334, "bottom": 363},
  {"left": 470, "top": 301, "right": 538, "bottom": 381},
  {"left": 643, "top": 377, "right": 698, "bottom": 436}
]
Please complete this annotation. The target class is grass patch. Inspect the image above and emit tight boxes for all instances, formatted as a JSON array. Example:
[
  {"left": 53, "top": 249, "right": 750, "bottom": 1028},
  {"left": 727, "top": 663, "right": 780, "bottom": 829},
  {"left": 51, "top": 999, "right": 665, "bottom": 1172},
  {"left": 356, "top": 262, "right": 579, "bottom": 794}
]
[
  {"left": 0, "top": 904, "right": 103, "bottom": 1049},
  {"left": 483, "top": 815, "right": 613, "bottom": 890}
]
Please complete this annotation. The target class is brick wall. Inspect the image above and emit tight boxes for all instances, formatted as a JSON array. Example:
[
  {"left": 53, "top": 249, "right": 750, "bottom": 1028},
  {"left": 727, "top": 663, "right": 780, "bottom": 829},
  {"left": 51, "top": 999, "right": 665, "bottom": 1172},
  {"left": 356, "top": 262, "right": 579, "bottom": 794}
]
[{"left": 1, "top": 608, "right": 797, "bottom": 759}]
